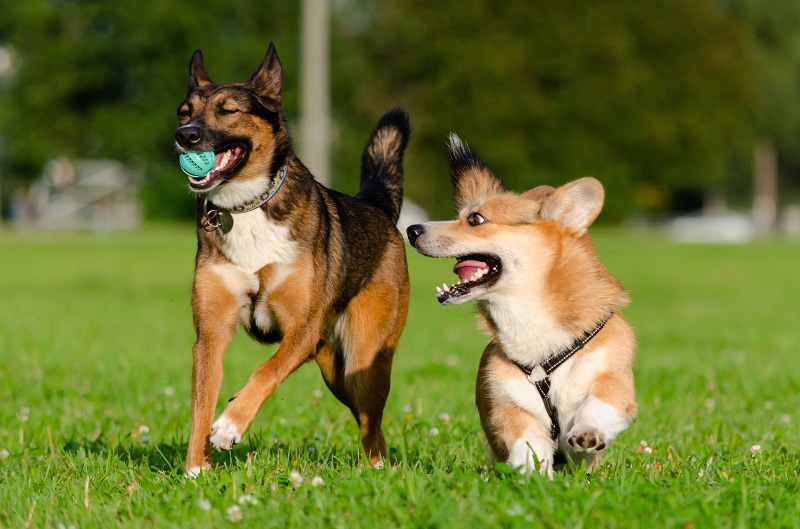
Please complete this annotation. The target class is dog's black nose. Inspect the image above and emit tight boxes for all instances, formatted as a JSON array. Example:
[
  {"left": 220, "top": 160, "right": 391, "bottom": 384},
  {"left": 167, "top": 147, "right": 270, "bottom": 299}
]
[
  {"left": 406, "top": 224, "right": 424, "bottom": 246},
  {"left": 175, "top": 125, "right": 203, "bottom": 148}
]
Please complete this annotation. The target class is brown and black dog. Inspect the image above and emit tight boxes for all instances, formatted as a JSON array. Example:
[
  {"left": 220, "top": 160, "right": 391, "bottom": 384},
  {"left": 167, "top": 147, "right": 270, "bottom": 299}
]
[{"left": 174, "top": 43, "right": 411, "bottom": 476}]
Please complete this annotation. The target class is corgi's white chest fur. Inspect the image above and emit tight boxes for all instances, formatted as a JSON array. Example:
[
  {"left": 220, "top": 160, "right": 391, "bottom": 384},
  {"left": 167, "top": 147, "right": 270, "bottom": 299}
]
[
  {"left": 218, "top": 208, "right": 296, "bottom": 273},
  {"left": 486, "top": 296, "right": 613, "bottom": 439}
]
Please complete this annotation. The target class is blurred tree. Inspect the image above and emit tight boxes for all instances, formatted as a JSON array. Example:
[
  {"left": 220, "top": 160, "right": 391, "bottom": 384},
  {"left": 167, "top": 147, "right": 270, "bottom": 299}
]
[
  {"left": 0, "top": 0, "right": 299, "bottom": 219},
  {"left": 333, "top": 0, "right": 759, "bottom": 218},
  {"left": 0, "top": 0, "right": 797, "bottom": 221},
  {"left": 727, "top": 0, "right": 800, "bottom": 206}
]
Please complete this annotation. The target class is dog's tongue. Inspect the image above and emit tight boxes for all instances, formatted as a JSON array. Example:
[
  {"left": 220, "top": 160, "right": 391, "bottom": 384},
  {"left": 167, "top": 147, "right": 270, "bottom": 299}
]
[{"left": 453, "top": 260, "right": 488, "bottom": 281}]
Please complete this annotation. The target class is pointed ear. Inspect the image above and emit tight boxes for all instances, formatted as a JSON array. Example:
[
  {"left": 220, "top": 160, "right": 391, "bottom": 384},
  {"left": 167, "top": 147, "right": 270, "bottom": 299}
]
[
  {"left": 540, "top": 177, "right": 604, "bottom": 236},
  {"left": 188, "top": 49, "right": 213, "bottom": 89},
  {"left": 448, "top": 134, "right": 505, "bottom": 211},
  {"left": 520, "top": 185, "right": 555, "bottom": 202},
  {"left": 247, "top": 42, "right": 283, "bottom": 109}
]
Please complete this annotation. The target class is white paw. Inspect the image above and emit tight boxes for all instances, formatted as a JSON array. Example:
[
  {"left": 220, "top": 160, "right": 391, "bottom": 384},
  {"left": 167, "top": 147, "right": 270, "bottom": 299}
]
[
  {"left": 566, "top": 424, "right": 606, "bottom": 453},
  {"left": 184, "top": 466, "right": 208, "bottom": 479},
  {"left": 508, "top": 434, "right": 554, "bottom": 479},
  {"left": 209, "top": 416, "right": 242, "bottom": 451}
]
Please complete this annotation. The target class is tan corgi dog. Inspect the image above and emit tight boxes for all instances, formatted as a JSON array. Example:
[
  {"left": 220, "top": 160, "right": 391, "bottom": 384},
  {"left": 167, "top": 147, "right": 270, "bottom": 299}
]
[{"left": 406, "top": 135, "right": 636, "bottom": 477}]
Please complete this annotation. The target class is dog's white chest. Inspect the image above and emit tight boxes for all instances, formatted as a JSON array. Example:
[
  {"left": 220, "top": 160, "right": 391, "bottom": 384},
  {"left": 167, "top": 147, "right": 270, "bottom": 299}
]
[{"left": 218, "top": 209, "right": 296, "bottom": 272}]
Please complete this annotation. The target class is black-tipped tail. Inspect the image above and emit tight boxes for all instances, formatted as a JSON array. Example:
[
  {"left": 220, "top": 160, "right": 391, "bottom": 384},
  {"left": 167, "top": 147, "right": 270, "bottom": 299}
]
[{"left": 357, "top": 109, "right": 411, "bottom": 224}]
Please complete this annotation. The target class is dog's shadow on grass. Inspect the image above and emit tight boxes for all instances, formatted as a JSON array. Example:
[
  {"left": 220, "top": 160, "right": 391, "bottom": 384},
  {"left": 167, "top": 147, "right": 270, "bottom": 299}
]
[{"left": 62, "top": 434, "right": 366, "bottom": 475}]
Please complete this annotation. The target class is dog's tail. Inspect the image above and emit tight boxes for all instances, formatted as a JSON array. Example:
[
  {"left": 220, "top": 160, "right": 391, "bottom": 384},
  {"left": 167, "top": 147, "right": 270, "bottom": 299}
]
[{"left": 357, "top": 108, "right": 411, "bottom": 224}]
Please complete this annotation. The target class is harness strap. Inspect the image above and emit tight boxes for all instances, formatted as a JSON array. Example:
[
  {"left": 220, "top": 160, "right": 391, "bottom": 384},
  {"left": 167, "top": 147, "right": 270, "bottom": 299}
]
[{"left": 512, "top": 314, "right": 612, "bottom": 440}]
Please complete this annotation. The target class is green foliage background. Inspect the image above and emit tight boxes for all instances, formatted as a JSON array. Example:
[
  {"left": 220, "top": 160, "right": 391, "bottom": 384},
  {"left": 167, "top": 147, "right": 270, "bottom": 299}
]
[{"left": 1, "top": 0, "right": 799, "bottom": 219}]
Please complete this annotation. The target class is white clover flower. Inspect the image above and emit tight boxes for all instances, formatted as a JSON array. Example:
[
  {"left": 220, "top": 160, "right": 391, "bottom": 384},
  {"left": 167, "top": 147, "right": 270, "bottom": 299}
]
[
  {"left": 438, "top": 413, "right": 451, "bottom": 423},
  {"left": 429, "top": 427, "right": 440, "bottom": 436},
  {"left": 704, "top": 399, "right": 715, "bottom": 411},
  {"left": 764, "top": 401, "right": 773, "bottom": 410},
  {"left": 163, "top": 386, "right": 175, "bottom": 397},
  {"left": 402, "top": 404, "right": 412, "bottom": 413},
  {"left": 197, "top": 498, "right": 212, "bottom": 511},
  {"left": 0, "top": 449, "right": 9, "bottom": 460},
  {"left": 311, "top": 476, "right": 325, "bottom": 487},
  {"left": 781, "top": 414, "right": 791, "bottom": 424},
  {"left": 238, "top": 494, "right": 258, "bottom": 506},
  {"left": 312, "top": 389, "right": 323, "bottom": 399},
  {"left": 506, "top": 504, "right": 523, "bottom": 516},
  {"left": 137, "top": 425, "right": 150, "bottom": 435},
  {"left": 644, "top": 447, "right": 653, "bottom": 455},
  {"left": 640, "top": 440, "right": 648, "bottom": 448},
  {"left": 288, "top": 471, "right": 303, "bottom": 488},
  {"left": 374, "top": 461, "right": 385, "bottom": 470},
  {"left": 226, "top": 504, "right": 243, "bottom": 522},
  {"left": 750, "top": 444, "right": 762, "bottom": 455},
  {"left": 20, "top": 407, "right": 29, "bottom": 422}
]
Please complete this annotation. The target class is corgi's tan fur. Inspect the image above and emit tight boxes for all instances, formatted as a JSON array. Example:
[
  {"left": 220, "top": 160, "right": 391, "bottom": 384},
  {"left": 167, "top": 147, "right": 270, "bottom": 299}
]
[{"left": 407, "top": 136, "right": 636, "bottom": 476}]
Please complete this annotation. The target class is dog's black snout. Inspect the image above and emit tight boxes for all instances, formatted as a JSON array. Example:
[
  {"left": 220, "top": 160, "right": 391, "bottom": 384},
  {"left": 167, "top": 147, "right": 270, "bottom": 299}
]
[
  {"left": 406, "top": 224, "right": 425, "bottom": 246},
  {"left": 175, "top": 125, "right": 204, "bottom": 148}
]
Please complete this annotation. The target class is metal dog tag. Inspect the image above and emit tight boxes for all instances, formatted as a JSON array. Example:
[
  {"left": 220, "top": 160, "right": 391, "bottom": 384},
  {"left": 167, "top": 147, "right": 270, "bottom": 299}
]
[{"left": 217, "top": 211, "right": 234, "bottom": 234}]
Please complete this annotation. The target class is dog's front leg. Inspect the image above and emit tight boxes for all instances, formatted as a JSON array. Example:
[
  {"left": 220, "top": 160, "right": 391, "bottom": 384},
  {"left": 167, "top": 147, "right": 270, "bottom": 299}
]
[
  {"left": 566, "top": 373, "right": 633, "bottom": 472},
  {"left": 209, "top": 320, "right": 322, "bottom": 451},
  {"left": 508, "top": 428, "right": 556, "bottom": 479},
  {"left": 185, "top": 267, "right": 242, "bottom": 477}
]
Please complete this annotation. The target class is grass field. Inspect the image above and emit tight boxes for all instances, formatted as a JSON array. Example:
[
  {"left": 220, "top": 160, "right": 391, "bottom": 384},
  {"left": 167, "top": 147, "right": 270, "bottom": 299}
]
[{"left": 1, "top": 225, "right": 799, "bottom": 528}]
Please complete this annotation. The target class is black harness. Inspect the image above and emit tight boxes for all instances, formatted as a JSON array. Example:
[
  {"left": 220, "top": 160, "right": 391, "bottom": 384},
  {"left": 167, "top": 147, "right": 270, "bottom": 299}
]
[{"left": 511, "top": 315, "right": 612, "bottom": 440}]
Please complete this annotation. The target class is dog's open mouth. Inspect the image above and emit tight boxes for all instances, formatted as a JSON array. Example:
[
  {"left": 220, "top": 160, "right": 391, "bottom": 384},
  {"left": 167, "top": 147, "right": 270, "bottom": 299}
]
[
  {"left": 436, "top": 253, "right": 502, "bottom": 303},
  {"left": 188, "top": 145, "right": 248, "bottom": 191}
]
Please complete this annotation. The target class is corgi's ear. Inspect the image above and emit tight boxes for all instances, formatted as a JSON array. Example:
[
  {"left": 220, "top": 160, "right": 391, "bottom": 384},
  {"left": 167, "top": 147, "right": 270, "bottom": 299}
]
[
  {"left": 448, "top": 134, "right": 505, "bottom": 211},
  {"left": 248, "top": 42, "right": 283, "bottom": 110},
  {"left": 189, "top": 49, "right": 214, "bottom": 89},
  {"left": 540, "top": 178, "right": 604, "bottom": 236},
  {"left": 520, "top": 185, "right": 555, "bottom": 203}
]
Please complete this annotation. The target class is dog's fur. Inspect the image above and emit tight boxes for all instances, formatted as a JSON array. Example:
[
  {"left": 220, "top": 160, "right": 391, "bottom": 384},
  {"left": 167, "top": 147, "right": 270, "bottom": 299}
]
[
  {"left": 174, "top": 44, "right": 411, "bottom": 476},
  {"left": 407, "top": 136, "right": 635, "bottom": 477}
]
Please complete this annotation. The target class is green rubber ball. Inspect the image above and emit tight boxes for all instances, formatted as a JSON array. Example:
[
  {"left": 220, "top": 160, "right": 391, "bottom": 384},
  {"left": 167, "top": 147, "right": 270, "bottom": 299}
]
[{"left": 179, "top": 151, "right": 215, "bottom": 178}]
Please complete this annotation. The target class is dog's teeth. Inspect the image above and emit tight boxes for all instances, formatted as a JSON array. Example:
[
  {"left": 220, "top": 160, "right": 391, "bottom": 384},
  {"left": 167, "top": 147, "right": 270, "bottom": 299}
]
[
  {"left": 436, "top": 286, "right": 443, "bottom": 294},
  {"left": 442, "top": 283, "right": 449, "bottom": 291}
]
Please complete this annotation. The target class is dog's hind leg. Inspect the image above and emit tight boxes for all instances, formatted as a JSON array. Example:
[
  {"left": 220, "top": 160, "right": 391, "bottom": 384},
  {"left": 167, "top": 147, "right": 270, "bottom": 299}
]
[
  {"left": 336, "top": 274, "right": 409, "bottom": 468},
  {"left": 185, "top": 267, "right": 242, "bottom": 476},
  {"left": 315, "top": 341, "right": 355, "bottom": 410}
]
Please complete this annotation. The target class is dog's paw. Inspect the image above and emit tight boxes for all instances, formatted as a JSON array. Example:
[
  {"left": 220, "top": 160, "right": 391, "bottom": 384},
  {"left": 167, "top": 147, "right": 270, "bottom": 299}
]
[
  {"left": 184, "top": 465, "right": 210, "bottom": 479},
  {"left": 567, "top": 426, "right": 606, "bottom": 453},
  {"left": 209, "top": 416, "right": 242, "bottom": 451}
]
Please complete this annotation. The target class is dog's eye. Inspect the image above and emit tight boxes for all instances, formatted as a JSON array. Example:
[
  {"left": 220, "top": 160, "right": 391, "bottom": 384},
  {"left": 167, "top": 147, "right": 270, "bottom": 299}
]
[
  {"left": 178, "top": 107, "right": 191, "bottom": 118},
  {"left": 467, "top": 212, "right": 486, "bottom": 226},
  {"left": 219, "top": 107, "right": 240, "bottom": 115}
]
